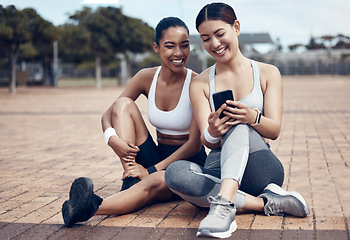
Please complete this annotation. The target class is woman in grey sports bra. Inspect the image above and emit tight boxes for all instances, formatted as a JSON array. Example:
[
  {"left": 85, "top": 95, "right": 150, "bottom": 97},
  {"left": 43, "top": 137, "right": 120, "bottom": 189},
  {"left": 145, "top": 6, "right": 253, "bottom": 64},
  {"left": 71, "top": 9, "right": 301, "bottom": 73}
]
[{"left": 165, "top": 2, "right": 309, "bottom": 238}]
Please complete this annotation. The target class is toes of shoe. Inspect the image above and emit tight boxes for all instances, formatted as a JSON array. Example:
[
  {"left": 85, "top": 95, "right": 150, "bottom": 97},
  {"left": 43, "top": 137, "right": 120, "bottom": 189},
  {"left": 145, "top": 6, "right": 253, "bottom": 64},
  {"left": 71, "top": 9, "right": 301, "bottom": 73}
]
[
  {"left": 62, "top": 200, "right": 73, "bottom": 227},
  {"left": 69, "top": 179, "right": 93, "bottom": 206}
]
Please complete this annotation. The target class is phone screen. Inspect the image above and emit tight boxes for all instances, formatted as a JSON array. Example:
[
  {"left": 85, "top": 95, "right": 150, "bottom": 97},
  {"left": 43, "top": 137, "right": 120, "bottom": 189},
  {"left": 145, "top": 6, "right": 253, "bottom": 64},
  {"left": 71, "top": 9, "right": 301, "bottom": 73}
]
[{"left": 212, "top": 89, "right": 234, "bottom": 119}]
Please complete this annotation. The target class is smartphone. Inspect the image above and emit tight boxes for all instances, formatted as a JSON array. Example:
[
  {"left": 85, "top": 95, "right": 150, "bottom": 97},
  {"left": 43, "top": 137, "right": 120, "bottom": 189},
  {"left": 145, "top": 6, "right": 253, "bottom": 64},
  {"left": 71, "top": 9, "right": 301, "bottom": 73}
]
[{"left": 212, "top": 89, "right": 234, "bottom": 119}]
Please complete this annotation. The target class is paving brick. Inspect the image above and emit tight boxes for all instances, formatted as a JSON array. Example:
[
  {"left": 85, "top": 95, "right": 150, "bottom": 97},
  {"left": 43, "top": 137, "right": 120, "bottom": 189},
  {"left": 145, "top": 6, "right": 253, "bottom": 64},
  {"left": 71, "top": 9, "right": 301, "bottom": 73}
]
[
  {"left": 316, "top": 216, "right": 347, "bottom": 230},
  {"left": 281, "top": 229, "right": 314, "bottom": 240},
  {"left": 12, "top": 224, "right": 62, "bottom": 240},
  {"left": 0, "top": 76, "right": 349, "bottom": 239},
  {"left": 250, "top": 215, "right": 283, "bottom": 230}
]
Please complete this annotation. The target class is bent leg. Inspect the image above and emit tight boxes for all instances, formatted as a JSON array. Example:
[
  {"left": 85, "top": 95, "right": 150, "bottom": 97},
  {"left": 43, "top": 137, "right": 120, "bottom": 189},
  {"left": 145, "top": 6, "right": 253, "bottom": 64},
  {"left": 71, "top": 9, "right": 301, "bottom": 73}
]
[
  {"left": 107, "top": 97, "right": 157, "bottom": 191},
  {"left": 165, "top": 159, "right": 247, "bottom": 209},
  {"left": 109, "top": 97, "right": 149, "bottom": 146},
  {"left": 96, "top": 171, "right": 173, "bottom": 216},
  {"left": 240, "top": 126, "right": 285, "bottom": 196}
]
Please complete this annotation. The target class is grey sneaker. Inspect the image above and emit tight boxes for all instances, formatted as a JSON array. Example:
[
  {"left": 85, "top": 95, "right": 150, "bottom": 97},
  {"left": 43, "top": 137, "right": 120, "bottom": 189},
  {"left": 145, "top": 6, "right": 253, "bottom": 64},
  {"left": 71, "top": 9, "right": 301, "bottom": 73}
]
[
  {"left": 258, "top": 183, "right": 309, "bottom": 218},
  {"left": 197, "top": 194, "right": 237, "bottom": 238}
]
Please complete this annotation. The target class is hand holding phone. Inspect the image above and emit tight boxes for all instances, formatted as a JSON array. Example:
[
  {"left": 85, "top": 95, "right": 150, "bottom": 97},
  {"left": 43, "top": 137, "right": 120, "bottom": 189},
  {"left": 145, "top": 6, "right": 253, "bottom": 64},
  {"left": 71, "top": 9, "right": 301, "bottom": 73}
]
[{"left": 212, "top": 89, "right": 234, "bottom": 119}]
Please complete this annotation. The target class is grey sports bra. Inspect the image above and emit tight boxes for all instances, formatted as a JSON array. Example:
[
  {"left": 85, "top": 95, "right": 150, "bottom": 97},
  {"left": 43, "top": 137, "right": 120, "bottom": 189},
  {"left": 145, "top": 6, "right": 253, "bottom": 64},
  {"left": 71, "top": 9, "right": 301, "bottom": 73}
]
[{"left": 208, "top": 59, "right": 264, "bottom": 113}]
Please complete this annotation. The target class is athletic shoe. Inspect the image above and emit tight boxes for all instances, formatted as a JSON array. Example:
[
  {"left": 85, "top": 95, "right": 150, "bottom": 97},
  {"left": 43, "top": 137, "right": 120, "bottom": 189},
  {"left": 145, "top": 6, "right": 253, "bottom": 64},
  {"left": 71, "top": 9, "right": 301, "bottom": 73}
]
[
  {"left": 196, "top": 194, "right": 237, "bottom": 238},
  {"left": 62, "top": 177, "right": 103, "bottom": 227},
  {"left": 120, "top": 176, "right": 140, "bottom": 191},
  {"left": 258, "top": 183, "right": 309, "bottom": 217}
]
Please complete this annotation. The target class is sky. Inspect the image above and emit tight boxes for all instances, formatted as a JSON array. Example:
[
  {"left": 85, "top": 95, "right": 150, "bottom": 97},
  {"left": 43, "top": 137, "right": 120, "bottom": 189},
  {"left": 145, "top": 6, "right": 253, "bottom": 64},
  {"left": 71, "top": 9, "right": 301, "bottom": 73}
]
[{"left": 1, "top": 0, "right": 349, "bottom": 50}]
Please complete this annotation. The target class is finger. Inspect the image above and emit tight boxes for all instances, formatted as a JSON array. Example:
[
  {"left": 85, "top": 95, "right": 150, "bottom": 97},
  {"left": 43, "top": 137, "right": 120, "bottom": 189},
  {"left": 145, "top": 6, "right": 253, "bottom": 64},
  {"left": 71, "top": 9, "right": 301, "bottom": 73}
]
[
  {"left": 122, "top": 170, "right": 130, "bottom": 180},
  {"left": 127, "top": 162, "right": 136, "bottom": 167},
  {"left": 122, "top": 157, "right": 135, "bottom": 162},
  {"left": 208, "top": 112, "right": 216, "bottom": 119},
  {"left": 219, "top": 114, "right": 231, "bottom": 124},
  {"left": 126, "top": 151, "right": 138, "bottom": 157},
  {"left": 128, "top": 143, "right": 140, "bottom": 151},
  {"left": 226, "top": 100, "right": 242, "bottom": 109},
  {"left": 225, "top": 119, "right": 240, "bottom": 126},
  {"left": 216, "top": 103, "right": 226, "bottom": 117}
]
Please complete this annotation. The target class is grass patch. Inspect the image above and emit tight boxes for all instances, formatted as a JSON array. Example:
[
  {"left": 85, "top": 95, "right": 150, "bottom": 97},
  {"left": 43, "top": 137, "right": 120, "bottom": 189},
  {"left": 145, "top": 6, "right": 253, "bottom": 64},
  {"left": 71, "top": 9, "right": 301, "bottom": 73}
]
[{"left": 57, "top": 77, "right": 121, "bottom": 87}]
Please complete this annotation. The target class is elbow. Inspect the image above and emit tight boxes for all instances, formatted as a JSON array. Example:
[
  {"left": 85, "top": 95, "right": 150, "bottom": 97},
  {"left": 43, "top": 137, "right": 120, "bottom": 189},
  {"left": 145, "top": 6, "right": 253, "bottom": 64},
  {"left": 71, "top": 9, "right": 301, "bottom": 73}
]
[
  {"left": 269, "top": 129, "right": 280, "bottom": 140},
  {"left": 194, "top": 140, "right": 203, "bottom": 153},
  {"left": 200, "top": 134, "right": 220, "bottom": 150},
  {"left": 101, "top": 111, "right": 108, "bottom": 126}
]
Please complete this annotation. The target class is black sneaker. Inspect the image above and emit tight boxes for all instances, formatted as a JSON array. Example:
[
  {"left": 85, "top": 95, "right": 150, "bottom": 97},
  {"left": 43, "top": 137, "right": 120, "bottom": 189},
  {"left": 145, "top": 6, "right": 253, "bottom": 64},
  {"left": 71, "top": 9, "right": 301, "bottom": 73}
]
[
  {"left": 62, "top": 177, "right": 102, "bottom": 227},
  {"left": 120, "top": 176, "right": 140, "bottom": 191}
]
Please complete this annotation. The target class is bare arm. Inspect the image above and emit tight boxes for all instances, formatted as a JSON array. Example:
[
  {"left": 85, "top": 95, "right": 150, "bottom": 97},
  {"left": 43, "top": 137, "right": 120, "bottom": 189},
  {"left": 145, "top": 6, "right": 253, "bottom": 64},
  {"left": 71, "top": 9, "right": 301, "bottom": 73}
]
[
  {"left": 189, "top": 72, "right": 229, "bottom": 149},
  {"left": 223, "top": 64, "right": 283, "bottom": 140},
  {"left": 101, "top": 68, "right": 154, "bottom": 132},
  {"left": 254, "top": 64, "right": 283, "bottom": 139}
]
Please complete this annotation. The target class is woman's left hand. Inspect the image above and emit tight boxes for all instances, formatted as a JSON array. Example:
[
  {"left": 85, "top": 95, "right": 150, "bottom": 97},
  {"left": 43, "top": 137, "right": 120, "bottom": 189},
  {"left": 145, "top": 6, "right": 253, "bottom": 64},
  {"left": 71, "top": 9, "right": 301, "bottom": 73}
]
[
  {"left": 223, "top": 100, "right": 257, "bottom": 126},
  {"left": 122, "top": 162, "right": 149, "bottom": 180}
]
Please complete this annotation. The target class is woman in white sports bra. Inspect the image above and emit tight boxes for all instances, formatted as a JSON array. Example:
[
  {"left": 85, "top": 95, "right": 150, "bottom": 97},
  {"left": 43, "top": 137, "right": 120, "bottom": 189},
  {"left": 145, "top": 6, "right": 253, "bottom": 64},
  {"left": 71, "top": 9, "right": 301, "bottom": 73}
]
[
  {"left": 165, "top": 3, "right": 309, "bottom": 238},
  {"left": 61, "top": 17, "right": 206, "bottom": 227}
]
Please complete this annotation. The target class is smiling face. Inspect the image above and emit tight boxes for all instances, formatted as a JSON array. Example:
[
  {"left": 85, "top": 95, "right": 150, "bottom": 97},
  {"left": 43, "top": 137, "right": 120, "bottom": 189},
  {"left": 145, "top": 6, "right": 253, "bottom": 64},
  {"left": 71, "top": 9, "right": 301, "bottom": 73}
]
[
  {"left": 198, "top": 20, "right": 240, "bottom": 63},
  {"left": 154, "top": 26, "right": 190, "bottom": 72}
]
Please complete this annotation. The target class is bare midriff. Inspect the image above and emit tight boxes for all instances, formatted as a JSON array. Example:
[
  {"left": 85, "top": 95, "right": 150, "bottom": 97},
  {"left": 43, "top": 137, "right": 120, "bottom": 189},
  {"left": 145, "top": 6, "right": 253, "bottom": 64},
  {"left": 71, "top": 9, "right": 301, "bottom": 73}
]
[{"left": 157, "top": 131, "right": 189, "bottom": 146}]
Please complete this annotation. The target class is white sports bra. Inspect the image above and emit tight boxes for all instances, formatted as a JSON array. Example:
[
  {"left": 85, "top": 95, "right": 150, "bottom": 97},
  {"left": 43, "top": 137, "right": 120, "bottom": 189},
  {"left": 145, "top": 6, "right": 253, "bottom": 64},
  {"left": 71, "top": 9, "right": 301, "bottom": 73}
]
[{"left": 148, "top": 66, "right": 193, "bottom": 135}]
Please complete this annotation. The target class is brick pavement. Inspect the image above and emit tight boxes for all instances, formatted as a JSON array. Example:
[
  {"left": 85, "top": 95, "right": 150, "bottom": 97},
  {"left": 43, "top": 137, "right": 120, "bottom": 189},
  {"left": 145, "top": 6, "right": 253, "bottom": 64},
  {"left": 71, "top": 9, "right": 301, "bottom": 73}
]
[{"left": 0, "top": 75, "right": 350, "bottom": 240}]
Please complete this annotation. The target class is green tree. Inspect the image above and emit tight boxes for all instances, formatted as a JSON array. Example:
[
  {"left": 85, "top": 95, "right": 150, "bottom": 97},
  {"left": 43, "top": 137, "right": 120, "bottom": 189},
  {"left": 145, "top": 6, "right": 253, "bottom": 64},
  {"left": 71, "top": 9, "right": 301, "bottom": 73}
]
[
  {"left": 62, "top": 7, "right": 154, "bottom": 87},
  {"left": 0, "top": 5, "right": 57, "bottom": 93},
  {"left": 0, "top": 5, "right": 31, "bottom": 93},
  {"left": 118, "top": 16, "right": 154, "bottom": 85},
  {"left": 27, "top": 8, "right": 58, "bottom": 86}
]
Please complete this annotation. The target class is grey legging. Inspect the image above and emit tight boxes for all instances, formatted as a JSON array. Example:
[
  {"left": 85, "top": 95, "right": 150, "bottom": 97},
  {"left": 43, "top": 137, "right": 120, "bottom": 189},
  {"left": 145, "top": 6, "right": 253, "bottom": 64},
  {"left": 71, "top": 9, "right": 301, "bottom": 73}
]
[{"left": 164, "top": 124, "right": 284, "bottom": 209}]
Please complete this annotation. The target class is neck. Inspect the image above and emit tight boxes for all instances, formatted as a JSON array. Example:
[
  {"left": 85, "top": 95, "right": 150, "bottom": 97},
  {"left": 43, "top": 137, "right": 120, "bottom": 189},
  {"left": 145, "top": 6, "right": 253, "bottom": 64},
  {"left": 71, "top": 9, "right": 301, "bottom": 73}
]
[
  {"left": 215, "top": 52, "right": 249, "bottom": 74},
  {"left": 159, "top": 66, "right": 187, "bottom": 84}
]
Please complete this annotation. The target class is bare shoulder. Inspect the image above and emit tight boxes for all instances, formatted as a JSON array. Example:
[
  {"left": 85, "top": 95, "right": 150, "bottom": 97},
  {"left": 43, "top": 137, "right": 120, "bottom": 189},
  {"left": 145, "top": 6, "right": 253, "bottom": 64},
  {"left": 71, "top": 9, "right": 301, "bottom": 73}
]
[
  {"left": 121, "top": 66, "right": 158, "bottom": 98},
  {"left": 255, "top": 61, "right": 279, "bottom": 75},
  {"left": 190, "top": 67, "right": 211, "bottom": 98},
  {"left": 190, "top": 69, "right": 199, "bottom": 79},
  {"left": 134, "top": 67, "right": 158, "bottom": 81},
  {"left": 255, "top": 61, "right": 282, "bottom": 91},
  {"left": 131, "top": 67, "right": 158, "bottom": 89},
  {"left": 192, "top": 67, "right": 211, "bottom": 85}
]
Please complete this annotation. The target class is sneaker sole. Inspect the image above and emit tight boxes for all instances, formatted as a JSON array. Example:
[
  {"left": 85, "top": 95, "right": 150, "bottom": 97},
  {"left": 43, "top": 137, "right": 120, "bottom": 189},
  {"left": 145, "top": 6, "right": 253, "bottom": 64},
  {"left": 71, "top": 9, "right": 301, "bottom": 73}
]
[
  {"left": 62, "top": 177, "right": 94, "bottom": 227},
  {"left": 196, "top": 220, "right": 237, "bottom": 238},
  {"left": 265, "top": 183, "right": 309, "bottom": 216}
]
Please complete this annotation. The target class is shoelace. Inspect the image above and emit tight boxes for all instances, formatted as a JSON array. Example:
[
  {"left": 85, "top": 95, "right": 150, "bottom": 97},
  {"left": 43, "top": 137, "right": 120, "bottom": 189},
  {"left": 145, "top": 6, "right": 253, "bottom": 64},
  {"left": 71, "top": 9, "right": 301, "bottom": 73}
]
[
  {"left": 208, "top": 196, "right": 235, "bottom": 220},
  {"left": 265, "top": 194, "right": 285, "bottom": 216}
]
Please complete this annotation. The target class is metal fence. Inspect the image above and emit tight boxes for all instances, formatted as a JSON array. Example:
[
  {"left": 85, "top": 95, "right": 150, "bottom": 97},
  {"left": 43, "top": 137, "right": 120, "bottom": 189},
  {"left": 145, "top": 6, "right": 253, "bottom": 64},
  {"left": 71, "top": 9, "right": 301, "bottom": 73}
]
[{"left": 1, "top": 57, "right": 349, "bottom": 86}]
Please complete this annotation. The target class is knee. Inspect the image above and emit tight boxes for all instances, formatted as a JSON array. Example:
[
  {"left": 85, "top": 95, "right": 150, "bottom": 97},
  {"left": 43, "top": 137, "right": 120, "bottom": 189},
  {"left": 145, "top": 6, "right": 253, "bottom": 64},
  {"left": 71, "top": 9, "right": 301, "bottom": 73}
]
[
  {"left": 111, "top": 97, "right": 136, "bottom": 116},
  {"left": 165, "top": 160, "right": 194, "bottom": 191},
  {"left": 138, "top": 171, "right": 166, "bottom": 193}
]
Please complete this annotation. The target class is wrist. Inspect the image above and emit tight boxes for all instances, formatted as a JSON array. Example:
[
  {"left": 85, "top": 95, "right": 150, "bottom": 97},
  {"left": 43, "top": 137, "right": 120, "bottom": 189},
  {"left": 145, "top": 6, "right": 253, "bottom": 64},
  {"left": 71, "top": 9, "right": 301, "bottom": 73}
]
[
  {"left": 251, "top": 108, "right": 262, "bottom": 126},
  {"left": 147, "top": 165, "right": 157, "bottom": 174},
  {"left": 104, "top": 127, "right": 118, "bottom": 145},
  {"left": 204, "top": 125, "right": 221, "bottom": 144}
]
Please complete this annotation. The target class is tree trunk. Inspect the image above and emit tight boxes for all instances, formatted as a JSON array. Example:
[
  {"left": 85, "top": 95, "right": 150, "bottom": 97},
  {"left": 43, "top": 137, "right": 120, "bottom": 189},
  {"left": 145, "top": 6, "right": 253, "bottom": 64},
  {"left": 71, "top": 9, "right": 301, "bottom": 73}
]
[
  {"left": 43, "top": 56, "right": 51, "bottom": 86},
  {"left": 9, "top": 48, "right": 19, "bottom": 94},
  {"left": 120, "top": 52, "right": 131, "bottom": 86},
  {"left": 95, "top": 55, "right": 102, "bottom": 89}
]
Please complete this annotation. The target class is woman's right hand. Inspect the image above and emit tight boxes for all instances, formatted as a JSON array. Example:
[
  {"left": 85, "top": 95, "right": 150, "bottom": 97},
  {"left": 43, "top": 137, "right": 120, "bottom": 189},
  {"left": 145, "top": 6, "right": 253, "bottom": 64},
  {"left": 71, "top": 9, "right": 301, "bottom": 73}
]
[
  {"left": 108, "top": 137, "right": 140, "bottom": 168},
  {"left": 207, "top": 103, "right": 232, "bottom": 137}
]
